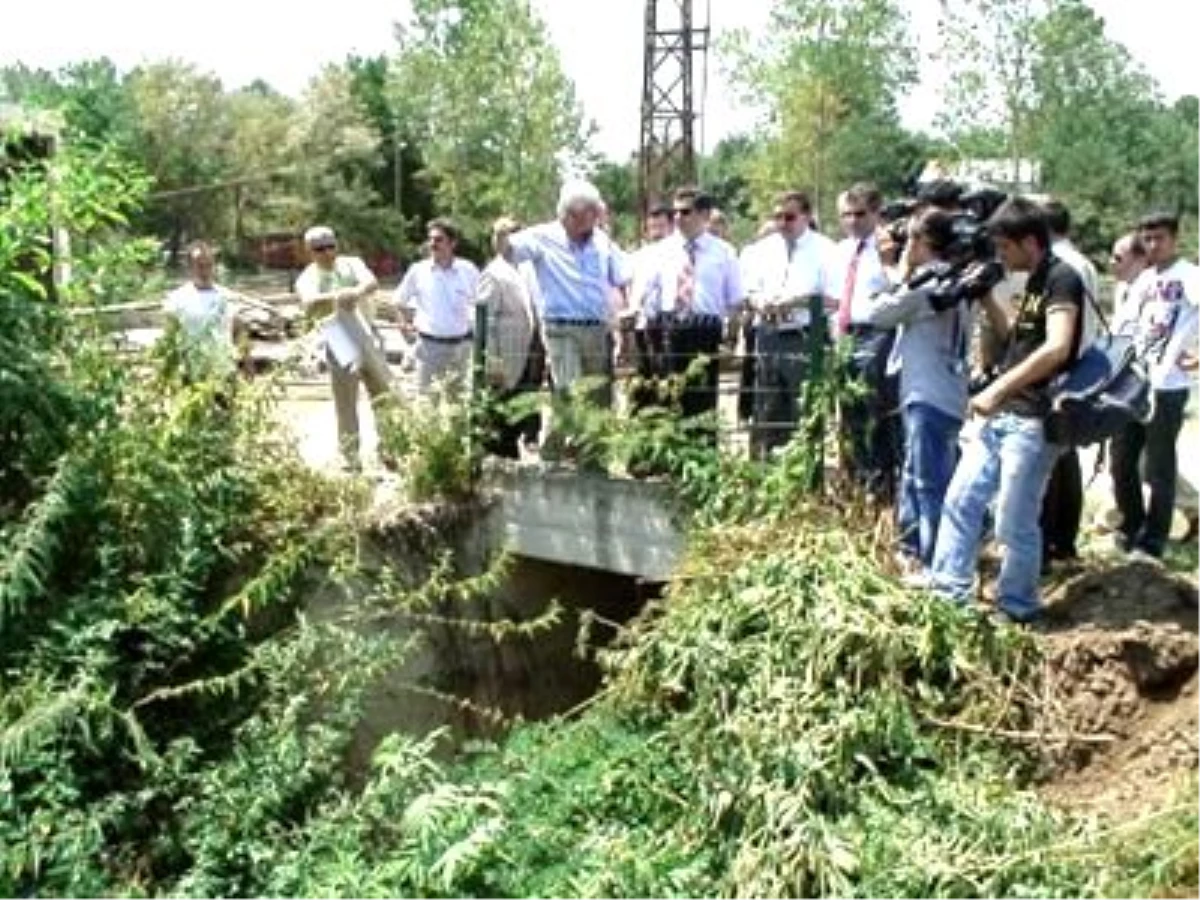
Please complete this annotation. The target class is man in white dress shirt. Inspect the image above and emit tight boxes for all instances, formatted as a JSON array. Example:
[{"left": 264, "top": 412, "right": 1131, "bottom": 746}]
[
  {"left": 828, "top": 183, "right": 900, "bottom": 501},
  {"left": 625, "top": 203, "right": 674, "bottom": 413},
  {"left": 1110, "top": 232, "right": 1148, "bottom": 316},
  {"left": 642, "top": 186, "right": 744, "bottom": 441},
  {"left": 395, "top": 217, "right": 481, "bottom": 399},
  {"left": 743, "top": 190, "right": 835, "bottom": 459},
  {"left": 294, "top": 225, "right": 393, "bottom": 471}
]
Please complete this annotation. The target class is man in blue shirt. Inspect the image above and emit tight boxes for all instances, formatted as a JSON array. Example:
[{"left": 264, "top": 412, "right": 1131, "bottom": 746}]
[{"left": 503, "top": 180, "right": 631, "bottom": 411}]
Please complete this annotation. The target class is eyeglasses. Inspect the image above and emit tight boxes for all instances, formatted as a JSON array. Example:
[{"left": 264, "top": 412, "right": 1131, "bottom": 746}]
[
  {"left": 774, "top": 212, "right": 799, "bottom": 223},
  {"left": 311, "top": 243, "right": 336, "bottom": 252},
  {"left": 674, "top": 207, "right": 695, "bottom": 217}
]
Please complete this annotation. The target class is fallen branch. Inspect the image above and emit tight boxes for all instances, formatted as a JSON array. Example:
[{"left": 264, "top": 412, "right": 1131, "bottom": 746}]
[{"left": 925, "top": 715, "right": 1116, "bottom": 744}]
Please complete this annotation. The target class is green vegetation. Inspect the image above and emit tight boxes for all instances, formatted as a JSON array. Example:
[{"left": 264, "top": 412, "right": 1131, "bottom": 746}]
[{"left": 2, "top": 1, "right": 1197, "bottom": 893}]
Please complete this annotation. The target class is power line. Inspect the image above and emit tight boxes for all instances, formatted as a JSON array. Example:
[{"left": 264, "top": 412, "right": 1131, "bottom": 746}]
[{"left": 145, "top": 166, "right": 298, "bottom": 201}]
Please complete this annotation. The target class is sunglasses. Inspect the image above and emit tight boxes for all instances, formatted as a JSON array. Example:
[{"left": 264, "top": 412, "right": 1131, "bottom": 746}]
[
  {"left": 774, "top": 212, "right": 799, "bottom": 222},
  {"left": 311, "top": 243, "right": 336, "bottom": 252}
]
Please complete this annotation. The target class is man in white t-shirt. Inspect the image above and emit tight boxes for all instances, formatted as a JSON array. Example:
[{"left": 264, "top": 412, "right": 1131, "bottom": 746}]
[
  {"left": 1110, "top": 211, "right": 1200, "bottom": 559},
  {"left": 394, "top": 217, "right": 480, "bottom": 399},
  {"left": 163, "top": 241, "right": 244, "bottom": 384},
  {"left": 294, "top": 225, "right": 393, "bottom": 471}
]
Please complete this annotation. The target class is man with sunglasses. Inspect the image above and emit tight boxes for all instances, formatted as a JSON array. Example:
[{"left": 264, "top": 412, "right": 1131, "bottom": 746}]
[
  {"left": 641, "top": 186, "right": 743, "bottom": 442},
  {"left": 1110, "top": 231, "right": 1148, "bottom": 317},
  {"left": 829, "top": 183, "right": 899, "bottom": 501},
  {"left": 395, "top": 217, "right": 480, "bottom": 400},
  {"left": 741, "top": 190, "right": 836, "bottom": 459},
  {"left": 294, "top": 225, "right": 393, "bottom": 472}
]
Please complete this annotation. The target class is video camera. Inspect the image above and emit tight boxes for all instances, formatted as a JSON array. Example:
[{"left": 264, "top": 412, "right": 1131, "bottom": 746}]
[{"left": 905, "top": 211, "right": 1006, "bottom": 311}]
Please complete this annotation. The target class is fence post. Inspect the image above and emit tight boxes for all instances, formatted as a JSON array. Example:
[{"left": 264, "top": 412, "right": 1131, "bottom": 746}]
[
  {"left": 806, "top": 295, "right": 828, "bottom": 492},
  {"left": 468, "top": 302, "right": 489, "bottom": 473}
]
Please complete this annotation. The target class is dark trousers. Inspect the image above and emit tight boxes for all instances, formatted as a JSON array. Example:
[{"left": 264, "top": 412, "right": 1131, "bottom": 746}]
[
  {"left": 630, "top": 322, "right": 668, "bottom": 413},
  {"left": 842, "top": 326, "right": 901, "bottom": 502},
  {"left": 1111, "top": 387, "right": 1189, "bottom": 556},
  {"left": 485, "top": 334, "right": 546, "bottom": 459},
  {"left": 1040, "top": 449, "right": 1083, "bottom": 560},
  {"left": 666, "top": 319, "right": 723, "bottom": 439},
  {"left": 738, "top": 319, "right": 757, "bottom": 423},
  {"left": 752, "top": 327, "right": 808, "bottom": 459}
]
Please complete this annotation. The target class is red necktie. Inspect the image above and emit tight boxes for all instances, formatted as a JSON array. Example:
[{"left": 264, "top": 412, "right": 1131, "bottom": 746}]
[{"left": 837, "top": 239, "right": 866, "bottom": 336}]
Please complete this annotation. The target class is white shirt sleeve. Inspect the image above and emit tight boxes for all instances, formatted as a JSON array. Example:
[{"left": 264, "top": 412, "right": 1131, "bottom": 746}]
[
  {"left": 293, "top": 264, "right": 321, "bottom": 304},
  {"left": 394, "top": 264, "right": 420, "bottom": 309},
  {"left": 343, "top": 256, "right": 377, "bottom": 289}
]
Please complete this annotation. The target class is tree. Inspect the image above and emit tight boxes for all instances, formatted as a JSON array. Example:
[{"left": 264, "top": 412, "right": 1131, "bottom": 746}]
[
  {"left": 388, "top": 0, "right": 592, "bottom": 243},
  {"left": 723, "top": 0, "right": 920, "bottom": 225},
  {"left": 935, "top": 0, "right": 1046, "bottom": 184},
  {"left": 287, "top": 64, "right": 397, "bottom": 255},
  {"left": 124, "top": 60, "right": 233, "bottom": 257},
  {"left": 223, "top": 84, "right": 298, "bottom": 246}
]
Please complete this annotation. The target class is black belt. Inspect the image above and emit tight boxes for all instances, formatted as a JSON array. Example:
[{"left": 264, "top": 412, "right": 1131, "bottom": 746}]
[
  {"left": 418, "top": 332, "right": 472, "bottom": 344},
  {"left": 667, "top": 313, "right": 723, "bottom": 328},
  {"left": 544, "top": 317, "right": 605, "bottom": 327}
]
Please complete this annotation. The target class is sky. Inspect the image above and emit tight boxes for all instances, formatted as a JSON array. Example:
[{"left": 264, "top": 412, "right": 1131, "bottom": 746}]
[{"left": 4, "top": 0, "right": 1196, "bottom": 160}]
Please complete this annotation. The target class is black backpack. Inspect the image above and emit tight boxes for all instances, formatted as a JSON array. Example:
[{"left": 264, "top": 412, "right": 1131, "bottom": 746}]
[{"left": 1044, "top": 292, "right": 1153, "bottom": 447}]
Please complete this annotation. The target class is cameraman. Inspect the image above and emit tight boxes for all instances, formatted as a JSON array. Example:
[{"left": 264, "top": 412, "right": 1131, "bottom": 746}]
[
  {"left": 928, "top": 197, "right": 1084, "bottom": 623},
  {"left": 865, "top": 209, "right": 972, "bottom": 572}
]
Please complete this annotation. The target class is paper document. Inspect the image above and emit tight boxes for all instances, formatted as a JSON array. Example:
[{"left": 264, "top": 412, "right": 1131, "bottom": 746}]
[{"left": 321, "top": 313, "right": 369, "bottom": 371}]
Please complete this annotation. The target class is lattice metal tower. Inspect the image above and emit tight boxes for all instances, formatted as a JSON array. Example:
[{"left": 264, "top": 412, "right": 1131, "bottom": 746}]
[{"left": 638, "top": 0, "right": 710, "bottom": 218}]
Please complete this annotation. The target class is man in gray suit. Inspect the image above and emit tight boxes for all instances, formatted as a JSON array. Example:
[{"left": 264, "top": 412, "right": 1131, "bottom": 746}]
[{"left": 477, "top": 216, "right": 545, "bottom": 457}]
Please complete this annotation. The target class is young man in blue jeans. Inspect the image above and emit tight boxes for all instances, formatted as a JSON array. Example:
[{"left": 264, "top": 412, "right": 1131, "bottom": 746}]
[{"left": 928, "top": 198, "right": 1084, "bottom": 622}]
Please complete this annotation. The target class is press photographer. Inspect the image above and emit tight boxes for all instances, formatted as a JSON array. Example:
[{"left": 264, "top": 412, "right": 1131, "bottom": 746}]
[
  {"left": 926, "top": 196, "right": 1086, "bottom": 623},
  {"left": 864, "top": 208, "right": 977, "bottom": 573}
]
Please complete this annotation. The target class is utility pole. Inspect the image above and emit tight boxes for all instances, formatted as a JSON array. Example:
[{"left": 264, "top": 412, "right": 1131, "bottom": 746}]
[{"left": 638, "top": 0, "right": 710, "bottom": 218}]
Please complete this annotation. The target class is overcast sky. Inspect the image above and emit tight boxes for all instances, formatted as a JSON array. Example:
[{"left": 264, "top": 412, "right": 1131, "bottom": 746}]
[{"left": 4, "top": 0, "right": 1196, "bottom": 159}]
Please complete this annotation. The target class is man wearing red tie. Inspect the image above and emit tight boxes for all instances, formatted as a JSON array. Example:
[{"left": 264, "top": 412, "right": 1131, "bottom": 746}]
[
  {"left": 642, "top": 187, "right": 744, "bottom": 443},
  {"left": 829, "top": 183, "right": 900, "bottom": 501}
]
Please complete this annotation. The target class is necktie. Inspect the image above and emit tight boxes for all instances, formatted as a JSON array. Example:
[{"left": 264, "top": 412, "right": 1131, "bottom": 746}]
[
  {"left": 837, "top": 239, "right": 866, "bottom": 336},
  {"left": 676, "top": 239, "right": 697, "bottom": 316}
]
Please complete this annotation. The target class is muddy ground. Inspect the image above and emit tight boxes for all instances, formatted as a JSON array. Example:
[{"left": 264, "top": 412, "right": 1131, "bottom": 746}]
[{"left": 1036, "top": 562, "right": 1198, "bottom": 815}]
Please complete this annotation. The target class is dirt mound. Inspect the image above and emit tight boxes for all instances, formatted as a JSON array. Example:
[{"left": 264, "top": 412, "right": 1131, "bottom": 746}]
[{"left": 1034, "top": 562, "right": 1198, "bottom": 812}]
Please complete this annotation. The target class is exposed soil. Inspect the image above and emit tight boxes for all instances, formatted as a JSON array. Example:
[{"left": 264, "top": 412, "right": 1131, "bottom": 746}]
[{"left": 1034, "top": 561, "right": 1198, "bottom": 814}]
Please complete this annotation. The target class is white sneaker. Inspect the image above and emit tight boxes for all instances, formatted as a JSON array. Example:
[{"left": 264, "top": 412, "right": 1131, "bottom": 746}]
[
  {"left": 902, "top": 570, "right": 933, "bottom": 590},
  {"left": 1128, "top": 548, "right": 1164, "bottom": 567}
]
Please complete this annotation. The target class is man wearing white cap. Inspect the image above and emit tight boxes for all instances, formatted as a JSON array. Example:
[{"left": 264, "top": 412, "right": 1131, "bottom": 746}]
[
  {"left": 500, "top": 179, "right": 631, "bottom": 405},
  {"left": 294, "top": 225, "right": 393, "bottom": 470}
]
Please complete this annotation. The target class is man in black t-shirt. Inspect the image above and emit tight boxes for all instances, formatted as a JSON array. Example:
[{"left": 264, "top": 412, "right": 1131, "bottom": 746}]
[{"left": 928, "top": 197, "right": 1083, "bottom": 622}]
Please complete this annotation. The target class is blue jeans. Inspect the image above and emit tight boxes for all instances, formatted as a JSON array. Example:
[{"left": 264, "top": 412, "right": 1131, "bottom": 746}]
[
  {"left": 897, "top": 403, "right": 961, "bottom": 566},
  {"left": 930, "top": 413, "right": 1061, "bottom": 620}
]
